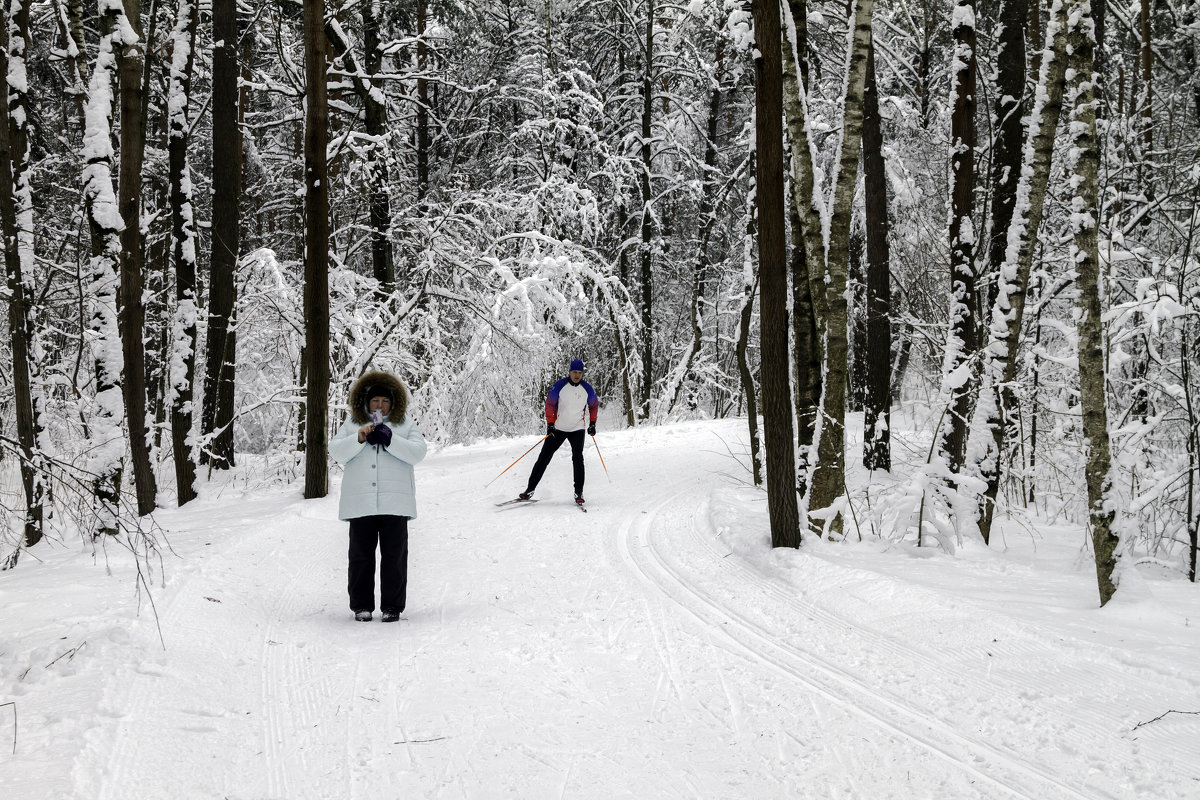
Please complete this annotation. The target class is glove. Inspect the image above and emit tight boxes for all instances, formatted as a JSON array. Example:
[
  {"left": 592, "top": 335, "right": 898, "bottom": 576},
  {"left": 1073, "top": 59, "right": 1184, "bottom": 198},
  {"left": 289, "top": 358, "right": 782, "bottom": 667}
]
[
  {"left": 587, "top": 422, "right": 596, "bottom": 436},
  {"left": 366, "top": 424, "right": 392, "bottom": 447},
  {"left": 546, "top": 422, "right": 556, "bottom": 436}
]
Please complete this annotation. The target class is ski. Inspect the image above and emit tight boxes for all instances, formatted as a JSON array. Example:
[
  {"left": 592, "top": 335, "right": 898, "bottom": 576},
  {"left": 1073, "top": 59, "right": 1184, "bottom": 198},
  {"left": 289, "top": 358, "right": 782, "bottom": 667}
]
[{"left": 495, "top": 497, "right": 538, "bottom": 508}]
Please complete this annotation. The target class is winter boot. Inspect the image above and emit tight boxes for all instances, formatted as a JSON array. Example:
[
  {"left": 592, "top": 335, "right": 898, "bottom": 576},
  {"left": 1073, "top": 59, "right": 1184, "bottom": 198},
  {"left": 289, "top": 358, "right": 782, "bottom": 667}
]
[
  {"left": 381, "top": 609, "right": 401, "bottom": 623},
  {"left": 354, "top": 610, "right": 372, "bottom": 622},
  {"left": 518, "top": 491, "right": 534, "bottom": 501},
  {"left": 575, "top": 494, "right": 585, "bottom": 506}
]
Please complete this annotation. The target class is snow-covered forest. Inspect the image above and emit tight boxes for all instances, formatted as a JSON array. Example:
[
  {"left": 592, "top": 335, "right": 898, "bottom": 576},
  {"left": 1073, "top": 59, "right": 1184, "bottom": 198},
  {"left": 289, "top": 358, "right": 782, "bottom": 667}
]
[{"left": 1, "top": 0, "right": 1198, "bottom": 598}]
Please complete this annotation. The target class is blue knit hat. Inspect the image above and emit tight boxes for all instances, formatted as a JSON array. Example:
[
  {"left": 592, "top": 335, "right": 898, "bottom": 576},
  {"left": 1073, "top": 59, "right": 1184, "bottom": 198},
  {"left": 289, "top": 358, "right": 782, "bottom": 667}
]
[{"left": 569, "top": 359, "right": 585, "bottom": 372}]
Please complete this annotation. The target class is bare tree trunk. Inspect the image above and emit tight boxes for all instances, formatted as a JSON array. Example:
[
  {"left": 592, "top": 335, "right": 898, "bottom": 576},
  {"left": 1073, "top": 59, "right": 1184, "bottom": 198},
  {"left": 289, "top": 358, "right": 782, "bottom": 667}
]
[
  {"left": 304, "top": 0, "right": 332, "bottom": 500},
  {"left": 168, "top": 0, "right": 200, "bottom": 506},
  {"left": 940, "top": 0, "right": 977, "bottom": 476},
  {"left": 416, "top": 0, "right": 430, "bottom": 205},
  {"left": 807, "top": 0, "right": 875, "bottom": 536},
  {"left": 117, "top": 0, "right": 156, "bottom": 516},
  {"left": 1066, "top": 0, "right": 1118, "bottom": 606},
  {"left": 782, "top": 0, "right": 822, "bottom": 496},
  {"left": 325, "top": 12, "right": 394, "bottom": 293},
  {"left": 82, "top": 4, "right": 128, "bottom": 537},
  {"left": 202, "top": 0, "right": 242, "bottom": 470},
  {"left": 753, "top": 0, "right": 802, "bottom": 548},
  {"left": 861, "top": 40, "right": 892, "bottom": 472},
  {"left": 980, "top": 0, "right": 1070, "bottom": 540},
  {"left": 638, "top": 0, "right": 655, "bottom": 419},
  {"left": 0, "top": 0, "right": 44, "bottom": 557}
]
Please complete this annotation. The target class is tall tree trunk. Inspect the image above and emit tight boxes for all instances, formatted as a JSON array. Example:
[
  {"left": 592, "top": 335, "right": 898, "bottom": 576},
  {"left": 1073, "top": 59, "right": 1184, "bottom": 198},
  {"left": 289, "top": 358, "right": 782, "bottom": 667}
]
[
  {"left": 363, "top": 2, "right": 394, "bottom": 292},
  {"left": 117, "top": 0, "right": 156, "bottom": 516},
  {"left": 82, "top": 3, "right": 128, "bottom": 537},
  {"left": 981, "top": 0, "right": 1070, "bottom": 540},
  {"left": 168, "top": 0, "right": 200, "bottom": 506},
  {"left": 416, "top": 0, "right": 430, "bottom": 206},
  {"left": 638, "top": 0, "right": 655, "bottom": 419},
  {"left": 735, "top": 179, "right": 762, "bottom": 488},
  {"left": 324, "top": 15, "right": 394, "bottom": 293},
  {"left": 1066, "top": 0, "right": 1118, "bottom": 606},
  {"left": 861, "top": 40, "right": 892, "bottom": 472},
  {"left": 940, "top": 0, "right": 977, "bottom": 477},
  {"left": 807, "top": 0, "right": 875, "bottom": 536},
  {"left": 1138, "top": 0, "right": 1152, "bottom": 174},
  {"left": 0, "top": 0, "right": 45, "bottom": 558},
  {"left": 975, "top": 0, "right": 1027, "bottom": 541},
  {"left": 202, "top": 0, "right": 242, "bottom": 470},
  {"left": 304, "top": 0, "right": 332, "bottom": 500},
  {"left": 753, "top": 0, "right": 802, "bottom": 549},
  {"left": 782, "top": 0, "right": 822, "bottom": 495}
]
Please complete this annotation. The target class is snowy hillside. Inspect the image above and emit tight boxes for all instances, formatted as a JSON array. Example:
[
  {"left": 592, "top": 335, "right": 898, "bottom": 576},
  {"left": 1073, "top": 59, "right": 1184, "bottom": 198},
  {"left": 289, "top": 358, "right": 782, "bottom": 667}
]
[{"left": 2, "top": 419, "right": 1198, "bottom": 799}]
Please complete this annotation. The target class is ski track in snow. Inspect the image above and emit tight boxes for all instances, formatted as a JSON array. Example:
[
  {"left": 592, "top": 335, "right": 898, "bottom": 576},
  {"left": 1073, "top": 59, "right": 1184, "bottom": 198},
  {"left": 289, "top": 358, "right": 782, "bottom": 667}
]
[
  {"left": 2, "top": 420, "right": 1196, "bottom": 798},
  {"left": 620, "top": 486, "right": 1187, "bottom": 799}
]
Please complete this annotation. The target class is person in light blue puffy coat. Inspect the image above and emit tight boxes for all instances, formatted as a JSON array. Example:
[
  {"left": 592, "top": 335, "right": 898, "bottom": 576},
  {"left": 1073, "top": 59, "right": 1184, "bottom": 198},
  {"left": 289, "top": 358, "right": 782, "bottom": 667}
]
[{"left": 330, "top": 370, "right": 427, "bottom": 623}]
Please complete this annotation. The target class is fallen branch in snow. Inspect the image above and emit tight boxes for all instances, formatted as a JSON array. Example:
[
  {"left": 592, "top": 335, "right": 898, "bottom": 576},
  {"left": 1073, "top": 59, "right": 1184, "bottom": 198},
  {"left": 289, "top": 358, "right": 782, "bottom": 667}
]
[
  {"left": 44, "top": 641, "right": 87, "bottom": 670},
  {"left": 1132, "top": 709, "right": 1200, "bottom": 731},
  {"left": 1, "top": 701, "right": 14, "bottom": 754},
  {"left": 393, "top": 736, "right": 448, "bottom": 744}
]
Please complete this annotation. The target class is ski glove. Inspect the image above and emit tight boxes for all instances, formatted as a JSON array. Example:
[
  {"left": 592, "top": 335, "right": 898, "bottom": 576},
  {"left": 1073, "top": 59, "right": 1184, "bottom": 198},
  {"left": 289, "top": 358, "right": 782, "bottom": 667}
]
[
  {"left": 587, "top": 422, "right": 596, "bottom": 436},
  {"left": 546, "top": 422, "right": 556, "bottom": 435}
]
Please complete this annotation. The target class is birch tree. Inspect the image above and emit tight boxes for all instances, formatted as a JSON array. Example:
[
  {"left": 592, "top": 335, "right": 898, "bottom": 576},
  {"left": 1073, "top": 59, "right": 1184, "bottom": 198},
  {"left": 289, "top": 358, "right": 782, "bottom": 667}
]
[
  {"left": 978, "top": 0, "right": 1070, "bottom": 542},
  {"left": 805, "top": 0, "right": 876, "bottom": 536},
  {"left": 1065, "top": 0, "right": 1119, "bottom": 605}
]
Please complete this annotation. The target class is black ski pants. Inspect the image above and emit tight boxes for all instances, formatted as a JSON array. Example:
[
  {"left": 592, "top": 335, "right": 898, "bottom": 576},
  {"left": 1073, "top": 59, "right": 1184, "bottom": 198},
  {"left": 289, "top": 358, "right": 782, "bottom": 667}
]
[
  {"left": 348, "top": 515, "right": 408, "bottom": 613},
  {"left": 525, "top": 428, "right": 585, "bottom": 496}
]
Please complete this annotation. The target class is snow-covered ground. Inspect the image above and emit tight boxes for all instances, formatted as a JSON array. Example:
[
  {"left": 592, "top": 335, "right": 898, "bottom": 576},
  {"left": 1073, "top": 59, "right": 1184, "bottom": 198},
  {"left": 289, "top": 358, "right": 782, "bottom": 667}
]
[{"left": 2, "top": 418, "right": 1198, "bottom": 799}]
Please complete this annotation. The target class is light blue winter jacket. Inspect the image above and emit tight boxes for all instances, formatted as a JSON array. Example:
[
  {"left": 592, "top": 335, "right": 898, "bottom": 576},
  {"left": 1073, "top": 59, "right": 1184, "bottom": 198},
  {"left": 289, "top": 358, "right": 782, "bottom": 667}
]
[{"left": 330, "top": 371, "right": 428, "bottom": 521}]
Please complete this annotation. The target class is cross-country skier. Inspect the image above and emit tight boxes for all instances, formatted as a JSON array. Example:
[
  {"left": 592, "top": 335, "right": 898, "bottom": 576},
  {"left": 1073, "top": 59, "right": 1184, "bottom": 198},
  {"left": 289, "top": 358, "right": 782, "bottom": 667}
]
[{"left": 519, "top": 359, "right": 599, "bottom": 506}]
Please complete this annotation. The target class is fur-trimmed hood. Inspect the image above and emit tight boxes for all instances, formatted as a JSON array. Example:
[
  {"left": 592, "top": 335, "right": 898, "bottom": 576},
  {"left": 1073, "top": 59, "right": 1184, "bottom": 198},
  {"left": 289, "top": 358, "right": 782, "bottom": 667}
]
[{"left": 348, "top": 370, "right": 410, "bottom": 425}]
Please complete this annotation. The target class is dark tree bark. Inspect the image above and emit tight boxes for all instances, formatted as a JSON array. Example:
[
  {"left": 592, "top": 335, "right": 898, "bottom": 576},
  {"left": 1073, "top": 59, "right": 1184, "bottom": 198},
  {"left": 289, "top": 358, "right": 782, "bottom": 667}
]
[
  {"left": 753, "top": 0, "right": 802, "bottom": 548},
  {"left": 941, "top": 0, "right": 977, "bottom": 476},
  {"left": 0, "top": 0, "right": 45, "bottom": 557},
  {"left": 303, "top": 0, "right": 332, "bottom": 500},
  {"left": 638, "top": 0, "right": 655, "bottom": 419},
  {"left": 117, "top": 0, "right": 156, "bottom": 516},
  {"left": 861, "top": 40, "right": 892, "bottom": 472},
  {"left": 325, "top": 15, "right": 394, "bottom": 293},
  {"left": 168, "top": 0, "right": 200, "bottom": 506},
  {"left": 202, "top": 0, "right": 242, "bottom": 469},
  {"left": 977, "top": 0, "right": 1027, "bottom": 541},
  {"left": 416, "top": 0, "right": 430, "bottom": 205}
]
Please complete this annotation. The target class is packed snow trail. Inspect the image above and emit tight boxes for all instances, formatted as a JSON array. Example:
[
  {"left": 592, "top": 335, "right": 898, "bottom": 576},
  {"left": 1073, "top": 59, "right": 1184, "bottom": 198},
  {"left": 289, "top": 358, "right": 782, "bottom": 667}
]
[{"left": 2, "top": 420, "right": 1197, "bottom": 798}]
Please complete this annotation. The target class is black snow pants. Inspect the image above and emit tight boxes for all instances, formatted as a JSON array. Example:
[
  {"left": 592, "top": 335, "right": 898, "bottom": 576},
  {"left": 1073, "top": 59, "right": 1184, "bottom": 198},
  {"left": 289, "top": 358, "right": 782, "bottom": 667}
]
[
  {"left": 348, "top": 515, "right": 409, "bottom": 613},
  {"left": 525, "top": 429, "right": 586, "bottom": 496}
]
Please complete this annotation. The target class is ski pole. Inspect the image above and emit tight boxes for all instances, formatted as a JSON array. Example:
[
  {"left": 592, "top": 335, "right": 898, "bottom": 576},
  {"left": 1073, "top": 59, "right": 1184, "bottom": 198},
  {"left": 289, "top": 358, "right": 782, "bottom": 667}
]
[
  {"left": 591, "top": 435, "right": 611, "bottom": 483},
  {"left": 485, "top": 435, "right": 548, "bottom": 487}
]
